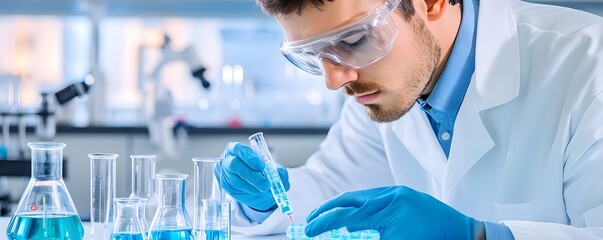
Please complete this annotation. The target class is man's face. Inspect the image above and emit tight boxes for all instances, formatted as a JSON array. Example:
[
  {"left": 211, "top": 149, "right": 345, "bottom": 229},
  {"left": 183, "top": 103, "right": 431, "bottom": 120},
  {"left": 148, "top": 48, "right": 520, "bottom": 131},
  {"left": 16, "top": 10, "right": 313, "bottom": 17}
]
[{"left": 278, "top": 0, "right": 442, "bottom": 122}]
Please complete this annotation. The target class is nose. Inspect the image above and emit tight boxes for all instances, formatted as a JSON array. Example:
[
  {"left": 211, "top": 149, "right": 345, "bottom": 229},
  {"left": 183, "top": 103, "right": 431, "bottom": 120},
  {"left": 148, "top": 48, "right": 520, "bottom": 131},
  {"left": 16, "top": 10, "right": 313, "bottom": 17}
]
[{"left": 321, "top": 60, "right": 358, "bottom": 90}]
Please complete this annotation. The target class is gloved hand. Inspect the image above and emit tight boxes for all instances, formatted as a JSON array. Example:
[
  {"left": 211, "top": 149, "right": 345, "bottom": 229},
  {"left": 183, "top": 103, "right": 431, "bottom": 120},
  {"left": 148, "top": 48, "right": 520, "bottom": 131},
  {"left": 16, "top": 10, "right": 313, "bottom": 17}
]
[
  {"left": 214, "top": 142, "right": 290, "bottom": 212},
  {"left": 306, "top": 186, "right": 485, "bottom": 240}
]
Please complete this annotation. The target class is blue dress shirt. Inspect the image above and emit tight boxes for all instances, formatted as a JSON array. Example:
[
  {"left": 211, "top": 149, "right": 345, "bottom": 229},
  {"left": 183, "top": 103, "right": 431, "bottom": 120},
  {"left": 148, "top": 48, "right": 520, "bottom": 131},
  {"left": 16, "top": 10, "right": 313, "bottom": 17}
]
[{"left": 417, "top": 0, "right": 477, "bottom": 158}]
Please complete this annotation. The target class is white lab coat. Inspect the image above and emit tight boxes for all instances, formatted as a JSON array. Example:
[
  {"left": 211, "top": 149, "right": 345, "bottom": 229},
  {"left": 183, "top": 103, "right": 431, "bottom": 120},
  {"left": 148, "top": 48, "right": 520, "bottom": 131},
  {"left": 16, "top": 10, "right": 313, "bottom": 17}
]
[{"left": 233, "top": 0, "right": 603, "bottom": 239}]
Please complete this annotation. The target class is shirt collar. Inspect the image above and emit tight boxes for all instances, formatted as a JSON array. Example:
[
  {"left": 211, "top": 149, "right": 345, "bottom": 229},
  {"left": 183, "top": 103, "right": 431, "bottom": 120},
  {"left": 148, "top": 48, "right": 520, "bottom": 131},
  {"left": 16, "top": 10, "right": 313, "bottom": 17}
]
[{"left": 424, "top": 0, "right": 479, "bottom": 114}]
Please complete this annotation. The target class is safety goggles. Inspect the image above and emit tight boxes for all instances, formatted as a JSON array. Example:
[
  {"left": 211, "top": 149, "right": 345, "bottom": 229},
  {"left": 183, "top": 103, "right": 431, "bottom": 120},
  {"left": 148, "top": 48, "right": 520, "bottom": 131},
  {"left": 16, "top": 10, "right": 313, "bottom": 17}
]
[{"left": 280, "top": 0, "right": 402, "bottom": 75}]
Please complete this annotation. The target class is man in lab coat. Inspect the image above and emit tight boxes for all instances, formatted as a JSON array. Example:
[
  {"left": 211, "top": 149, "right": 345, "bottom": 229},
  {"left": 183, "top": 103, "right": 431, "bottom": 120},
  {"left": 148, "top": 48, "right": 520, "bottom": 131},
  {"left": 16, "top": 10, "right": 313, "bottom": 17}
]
[{"left": 216, "top": 0, "right": 603, "bottom": 239}]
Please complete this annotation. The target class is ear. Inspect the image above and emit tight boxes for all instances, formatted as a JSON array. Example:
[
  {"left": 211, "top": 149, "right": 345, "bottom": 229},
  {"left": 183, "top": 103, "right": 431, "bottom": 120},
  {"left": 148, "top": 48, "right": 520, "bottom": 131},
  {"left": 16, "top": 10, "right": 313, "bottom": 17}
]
[{"left": 425, "top": 0, "right": 448, "bottom": 21}]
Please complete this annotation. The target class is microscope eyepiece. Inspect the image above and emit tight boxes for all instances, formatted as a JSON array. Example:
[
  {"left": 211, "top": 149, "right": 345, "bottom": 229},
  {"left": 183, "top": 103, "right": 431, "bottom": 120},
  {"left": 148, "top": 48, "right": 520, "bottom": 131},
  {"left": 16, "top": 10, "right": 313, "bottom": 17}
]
[{"left": 54, "top": 81, "right": 92, "bottom": 105}]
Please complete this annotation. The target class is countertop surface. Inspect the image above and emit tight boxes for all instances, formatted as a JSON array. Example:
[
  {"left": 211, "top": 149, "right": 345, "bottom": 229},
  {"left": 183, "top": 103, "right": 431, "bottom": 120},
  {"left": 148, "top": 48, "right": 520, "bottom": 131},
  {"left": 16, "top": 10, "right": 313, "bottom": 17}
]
[{"left": 0, "top": 216, "right": 287, "bottom": 239}]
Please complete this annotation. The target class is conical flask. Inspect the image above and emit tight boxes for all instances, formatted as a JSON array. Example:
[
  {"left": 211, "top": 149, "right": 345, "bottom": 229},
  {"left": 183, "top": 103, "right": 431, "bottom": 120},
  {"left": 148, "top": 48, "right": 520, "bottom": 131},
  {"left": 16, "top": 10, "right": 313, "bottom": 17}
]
[
  {"left": 6, "top": 142, "right": 84, "bottom": 240},
  {"left": 149, "top": 174, "right": 194, "bottom": 240},
  {"left": 111, "top": 198, "right": 146, "bottom": 240},
  {"left": 130, "top": 197, "right": 149, "bottom": 238}
]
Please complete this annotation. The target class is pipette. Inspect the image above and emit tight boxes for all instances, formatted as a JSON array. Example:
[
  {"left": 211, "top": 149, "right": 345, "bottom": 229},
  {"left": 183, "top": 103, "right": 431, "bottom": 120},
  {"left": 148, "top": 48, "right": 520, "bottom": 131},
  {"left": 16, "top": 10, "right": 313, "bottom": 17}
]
[{"left": 249, "top": 132, "right": 295, "bottom": 223}]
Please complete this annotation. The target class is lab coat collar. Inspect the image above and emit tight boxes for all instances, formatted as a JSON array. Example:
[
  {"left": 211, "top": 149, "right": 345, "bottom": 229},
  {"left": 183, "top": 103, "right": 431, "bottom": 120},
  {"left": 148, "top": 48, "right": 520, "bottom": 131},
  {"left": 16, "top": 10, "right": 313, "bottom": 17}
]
[
  {"left": 443, "top": 75, "right": 495, "bottom": 200},
  {"left": 392, "top": 0, "right": 519, "bottom": 199},
  {"left": 392, "top": 103, "right": 448, "bottom": 188},
  {"left": 392, "top": 75, "right": 495, "bottom": 200},
  {"left": 438, "top": 0, "right": 520, "bottom": 200},
  {"left": 474, "top": 0, "right": 520, "bottom": 111}
]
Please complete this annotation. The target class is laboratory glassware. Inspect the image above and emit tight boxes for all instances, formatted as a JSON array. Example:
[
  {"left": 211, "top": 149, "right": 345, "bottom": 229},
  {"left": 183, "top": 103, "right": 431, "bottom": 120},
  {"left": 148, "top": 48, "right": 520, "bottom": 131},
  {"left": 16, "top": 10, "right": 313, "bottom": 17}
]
[
  {"left": 0, "top": 112, "right": 7, "bottom": 159},
  {"left": 6, "top": 142, "right": 84, "bottom": 240},
  {"left": 130, "top": 155, "right": 159, "bottom": 226},
  {"left": 1, "top": 112, "right": 8, "bottom": 159},
  {"left": 0, "top": 74, "right": 11, "bottom": 158},
  {"left": 90, "top": 153, "right": 118, "bottom": 240},
  {"left": 149, "top": 173, "right": 194, "bottom": 240},
  {"left": 201, "top": 200, "right": 231, "bottom": 240},
  {"left": 130, "top": 197, "right": 150, "bottom": 237},
  {"left": 111, "top": 198, "right": 146, "bottom": 240},
  {"left": 192, "top": 157, "right": 230, "bottom": 240},
  {"left": 287, "top": 223, "right": 380, "bottom": 240},
  {"left": 248, "top": 132, "right": 294, "bottom": 223}
]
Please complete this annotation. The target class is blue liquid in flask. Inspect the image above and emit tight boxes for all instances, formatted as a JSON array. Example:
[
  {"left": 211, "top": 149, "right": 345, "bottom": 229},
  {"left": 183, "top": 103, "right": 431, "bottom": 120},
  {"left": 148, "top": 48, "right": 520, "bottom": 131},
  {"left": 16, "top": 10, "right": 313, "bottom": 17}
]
[
  {"left": 197, "top": 230, "right": 228, "bottom": 240},
  {"left": 111, "top": 232, "right": 145, "bottom": 240},
  {"left": 6, "top": 213, "right": 85, "bottom": 240},
  {"left": 150, "top": 228, "right": 194, "bottom": 239}
]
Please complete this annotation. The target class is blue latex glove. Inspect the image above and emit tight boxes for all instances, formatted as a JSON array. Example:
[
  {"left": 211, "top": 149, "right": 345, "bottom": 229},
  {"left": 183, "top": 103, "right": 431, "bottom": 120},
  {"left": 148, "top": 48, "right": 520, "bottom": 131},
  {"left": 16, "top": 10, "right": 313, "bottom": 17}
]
[
  {"left": 214, "top": 142, "right": 290, "bottom": 212},
  {"left": 306, "top": 186, "right": 485, "bottom": 240}
]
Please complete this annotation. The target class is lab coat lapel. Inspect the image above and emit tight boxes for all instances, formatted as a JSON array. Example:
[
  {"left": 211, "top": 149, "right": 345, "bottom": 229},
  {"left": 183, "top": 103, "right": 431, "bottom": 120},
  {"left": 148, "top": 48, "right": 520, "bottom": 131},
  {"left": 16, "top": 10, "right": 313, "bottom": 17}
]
[
  {"left": 443, "top": 77, "right": 494, "bottom": 200},
  {"left": 392, "top": 104, "right": 447, "bottom": 187},
  {"left": 442, "top": 0, "right": 521, "bottom": 200}
]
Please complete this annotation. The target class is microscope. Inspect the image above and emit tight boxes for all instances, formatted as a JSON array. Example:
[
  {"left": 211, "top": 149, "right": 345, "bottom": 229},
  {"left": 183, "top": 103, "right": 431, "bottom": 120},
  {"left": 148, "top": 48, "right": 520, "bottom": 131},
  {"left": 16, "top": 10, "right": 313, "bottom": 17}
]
[
  {"left": 37, "top": 74, "right": 94, "bottom": 140},
  {"left": 138, "top": 34, "right": 210, "bottom": 157},
  {"left": 0, "top": 74, "right": 92, "bottom": 216}
]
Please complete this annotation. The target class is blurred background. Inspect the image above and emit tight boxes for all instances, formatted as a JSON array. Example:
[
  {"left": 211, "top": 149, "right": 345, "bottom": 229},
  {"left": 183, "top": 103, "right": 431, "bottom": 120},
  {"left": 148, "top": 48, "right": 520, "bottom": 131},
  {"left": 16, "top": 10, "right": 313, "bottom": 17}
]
[{"left": 0, "top": 0, "right": 601, "bottom": 221}]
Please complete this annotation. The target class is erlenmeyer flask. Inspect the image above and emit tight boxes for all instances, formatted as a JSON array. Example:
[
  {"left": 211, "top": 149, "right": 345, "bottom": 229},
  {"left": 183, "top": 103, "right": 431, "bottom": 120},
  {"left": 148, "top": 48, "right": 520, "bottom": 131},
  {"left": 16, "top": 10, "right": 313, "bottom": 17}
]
[
  {"left": 130, "top": 197, "right": 149, "bottom": 238},
  {"left": 130, "top": 155, "right": 159, "bottom": 226},
  {"left": 149, "top": 174, "right": 194, "bottom": 240},
  {"left": 6, "top": 142, "right": 84, "bottom": 240},
  {"left": 111, "top": 198, "right": 146, "bottom": 240}
]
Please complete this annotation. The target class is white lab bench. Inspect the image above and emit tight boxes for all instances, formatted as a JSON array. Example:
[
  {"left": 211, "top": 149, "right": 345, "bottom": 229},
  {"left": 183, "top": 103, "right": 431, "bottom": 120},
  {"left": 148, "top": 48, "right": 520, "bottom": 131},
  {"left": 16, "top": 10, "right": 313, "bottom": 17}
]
[{"left": 0, "top": 217, "right": 287, "bottom": 239}]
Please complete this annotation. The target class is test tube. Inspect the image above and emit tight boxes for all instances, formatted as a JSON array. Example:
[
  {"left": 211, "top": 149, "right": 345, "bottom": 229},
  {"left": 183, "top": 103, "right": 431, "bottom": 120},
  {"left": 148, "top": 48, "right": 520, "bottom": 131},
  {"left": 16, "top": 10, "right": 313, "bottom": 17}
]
[
  {"left": 2, "top": 82, "right": 11, "bottom": 157},
  {"left": 17, "top": 112, "right": 25, "bottom": 157},
  {"left": 0, "top": 76, "right": 9, "bottom": 158},
  {"left": 10, "top": 76, "right": 24, "bottom": 157},
  {"left": 192, "top": 157, "right": 231, "bottom": 240},
  {"left": 248, "top": 132, "right": 294, "bottom": 223},
  {"left": 89, "top": 153, "right": 118, "bottom": 240},
  {"left": 130, "top": 154, "right": 159, "bottom": 227},
  {"left": 0, "top": 113, "right": 7, "bottom": 159}
]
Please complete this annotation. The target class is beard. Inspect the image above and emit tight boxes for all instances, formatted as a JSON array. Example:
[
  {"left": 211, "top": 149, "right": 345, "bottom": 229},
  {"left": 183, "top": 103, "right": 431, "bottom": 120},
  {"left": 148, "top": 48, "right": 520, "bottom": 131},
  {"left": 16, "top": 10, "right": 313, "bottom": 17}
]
[{"left": 346, "top": 15, "right": 442, "bottom": 123}]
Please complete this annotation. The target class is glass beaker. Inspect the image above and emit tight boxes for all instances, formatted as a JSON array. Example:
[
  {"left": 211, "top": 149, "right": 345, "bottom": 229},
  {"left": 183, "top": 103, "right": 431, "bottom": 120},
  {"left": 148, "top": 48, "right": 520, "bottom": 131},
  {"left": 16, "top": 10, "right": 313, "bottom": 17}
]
[
  {"left": 6, "top": 142, "right": 84, "bottom": 240},
  {"left": 192, "top": 157, "right": 230, "bottom": 240},
  {"left": 201, "top": 200, "right": 231, "bottom": 240},
  {"left": 149, "top": 173, "right": 194, "bottom": 240},
  {"left": 111, "top": 198, "right": 146, "bottom": 240},
  {"left": 90, "top": 153, "right": 118, "bottom": 240},
  {"left": 130, "top": 155, "right": 159, "bottom": 226}
]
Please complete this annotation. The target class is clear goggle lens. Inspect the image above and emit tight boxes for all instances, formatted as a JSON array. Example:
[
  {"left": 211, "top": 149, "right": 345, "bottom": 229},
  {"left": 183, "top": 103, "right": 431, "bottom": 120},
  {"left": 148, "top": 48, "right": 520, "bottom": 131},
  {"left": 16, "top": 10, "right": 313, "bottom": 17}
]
[{"left": 280, "top": 0, "right": 401, "bottom": 75}]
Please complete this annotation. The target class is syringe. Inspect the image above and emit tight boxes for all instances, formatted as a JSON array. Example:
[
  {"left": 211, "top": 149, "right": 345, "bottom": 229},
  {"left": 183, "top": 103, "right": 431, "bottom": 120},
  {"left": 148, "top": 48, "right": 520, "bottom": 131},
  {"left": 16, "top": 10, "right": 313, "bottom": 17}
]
[{"left": 249, "top": 132, "right": 295, "bottom": 223}]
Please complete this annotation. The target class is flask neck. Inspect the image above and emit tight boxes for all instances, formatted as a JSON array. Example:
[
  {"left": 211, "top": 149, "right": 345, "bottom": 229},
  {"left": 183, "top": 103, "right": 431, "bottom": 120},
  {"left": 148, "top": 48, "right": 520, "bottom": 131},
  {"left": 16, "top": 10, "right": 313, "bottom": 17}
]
[
  {"left": 30, "top": 145, "right": 64, "bottom": 180},
  {"left": 158, "top": 177, "right": 186, "bottom": 208},
  {"left": 115, "top": 202, "right": 138, "bottom": 220}
]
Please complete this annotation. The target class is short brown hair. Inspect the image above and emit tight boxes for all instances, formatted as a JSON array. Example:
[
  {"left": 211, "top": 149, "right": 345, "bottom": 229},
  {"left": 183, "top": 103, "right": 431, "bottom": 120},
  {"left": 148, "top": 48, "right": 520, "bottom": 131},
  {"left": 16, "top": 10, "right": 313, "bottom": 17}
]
[{"left": 256, "top": 0, "right": 462, "bottom": 21}]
